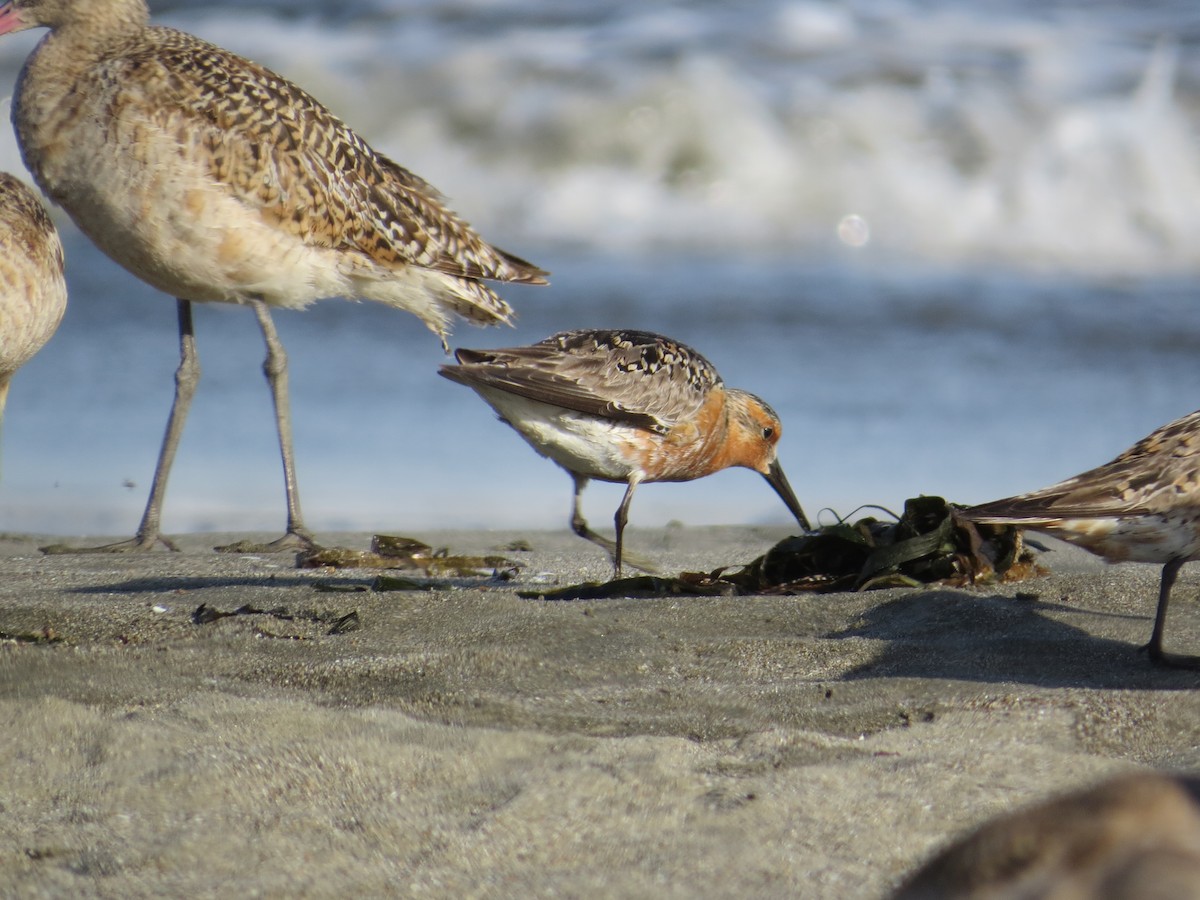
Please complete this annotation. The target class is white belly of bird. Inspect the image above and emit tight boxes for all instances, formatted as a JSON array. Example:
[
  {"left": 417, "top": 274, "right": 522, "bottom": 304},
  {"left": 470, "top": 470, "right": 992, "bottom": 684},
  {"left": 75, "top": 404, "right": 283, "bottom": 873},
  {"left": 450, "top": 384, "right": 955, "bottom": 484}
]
[{"left": 475, "top": 387, "right": 643, "bottom": 482}]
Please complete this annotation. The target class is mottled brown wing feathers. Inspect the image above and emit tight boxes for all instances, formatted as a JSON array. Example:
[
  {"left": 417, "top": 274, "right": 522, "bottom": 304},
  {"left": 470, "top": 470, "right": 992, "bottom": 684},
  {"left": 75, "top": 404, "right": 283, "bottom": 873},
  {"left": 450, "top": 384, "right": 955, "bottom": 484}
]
[
  {"left": 440, "top": 355, "right": 663, "bottom": 431},
  {"left": 967, "top": 410, "right": 1200, "bottom": 521},
  {"left": 118, "top": 28, "right": 547, "bottom": 285},
  {"left": 441, "top": 330, "right": 723, "bottom": 433}
]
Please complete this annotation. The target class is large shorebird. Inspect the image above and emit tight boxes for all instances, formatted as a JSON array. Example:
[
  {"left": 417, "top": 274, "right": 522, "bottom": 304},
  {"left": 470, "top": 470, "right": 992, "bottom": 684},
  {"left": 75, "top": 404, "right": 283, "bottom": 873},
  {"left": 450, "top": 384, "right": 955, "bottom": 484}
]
[
  {"left": 0, "top": 171, "right": 66, "bottom": 448},
  {"left": 440, "top": 329, "right": 810, "bottom": 576},
  {"left": 0, "top": 0, "right": 546, "bottom": 552},
  {"left": 961, "top": 409, "right": 1200, "bottom": 669}
]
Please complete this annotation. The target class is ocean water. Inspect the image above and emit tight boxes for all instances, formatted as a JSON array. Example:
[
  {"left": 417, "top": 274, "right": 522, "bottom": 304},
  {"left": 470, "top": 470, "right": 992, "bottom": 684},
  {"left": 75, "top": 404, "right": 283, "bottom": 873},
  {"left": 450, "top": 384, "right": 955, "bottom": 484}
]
[{"left": 1, "top": 0, "right": 1200, "bottom": 538}]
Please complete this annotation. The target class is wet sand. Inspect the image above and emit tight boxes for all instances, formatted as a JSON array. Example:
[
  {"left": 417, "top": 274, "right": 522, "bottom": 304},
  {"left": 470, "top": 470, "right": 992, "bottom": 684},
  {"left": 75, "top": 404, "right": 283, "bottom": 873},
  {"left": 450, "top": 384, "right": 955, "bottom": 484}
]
[{"left": 3, "top": 525, "right": 1199, "bottom": 897}]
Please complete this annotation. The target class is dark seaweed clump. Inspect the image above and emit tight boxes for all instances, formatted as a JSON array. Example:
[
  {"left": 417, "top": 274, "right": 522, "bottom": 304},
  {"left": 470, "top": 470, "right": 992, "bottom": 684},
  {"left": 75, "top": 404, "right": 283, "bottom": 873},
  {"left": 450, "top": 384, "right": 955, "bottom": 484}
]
[{"left": 526, "top": 496, "right": 1041, "bottom": 601}]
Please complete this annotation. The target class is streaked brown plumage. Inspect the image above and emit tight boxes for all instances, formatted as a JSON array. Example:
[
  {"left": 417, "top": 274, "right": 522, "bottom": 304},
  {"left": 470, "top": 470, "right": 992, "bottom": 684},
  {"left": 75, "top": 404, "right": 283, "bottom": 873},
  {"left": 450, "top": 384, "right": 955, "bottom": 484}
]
[
  {"left": 440, "top": 329, "right": 810, "bottom": 576},
  {"left": 0, "top": 0, "right": 546, "bottom": 551},
  {"left": 0, "top": 171, "right": 66, "bottom": 439},
  {"left": 961, "top": 409, "right": 1200, "bottom": 667},
  {"left": 895, "top": 772, "right": 1200, "bottom": 899}
]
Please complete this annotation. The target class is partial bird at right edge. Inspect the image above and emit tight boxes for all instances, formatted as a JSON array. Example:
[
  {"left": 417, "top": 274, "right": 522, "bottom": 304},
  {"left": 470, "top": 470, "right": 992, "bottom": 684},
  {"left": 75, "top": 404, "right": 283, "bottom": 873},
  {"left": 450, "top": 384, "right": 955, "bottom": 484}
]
[
  {"left": 959, "top": 408, "right": 1200, "bottom": 669},
  {"left": 440, "top": 328, "right": 811, "bottom": 577}
]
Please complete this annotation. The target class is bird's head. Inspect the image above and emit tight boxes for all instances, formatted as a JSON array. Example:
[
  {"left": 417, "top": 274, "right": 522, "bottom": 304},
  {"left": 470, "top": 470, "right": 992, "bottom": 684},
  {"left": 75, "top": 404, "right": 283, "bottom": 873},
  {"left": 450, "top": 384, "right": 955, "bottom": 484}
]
[
  {"left": 0, "top": 0, "right": 148, "bottom": 34},
  {"left": 726, "top": 390, "right": 811, "bottom": 532}
]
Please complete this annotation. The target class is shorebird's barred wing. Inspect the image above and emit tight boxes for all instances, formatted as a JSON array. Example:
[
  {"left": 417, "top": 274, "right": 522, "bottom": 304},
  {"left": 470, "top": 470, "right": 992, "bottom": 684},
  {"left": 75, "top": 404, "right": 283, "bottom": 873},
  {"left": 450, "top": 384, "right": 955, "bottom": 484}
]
[
  {"left": 967, "top": 410, "right": 1200, "bottom": 523},
  {"left": 102, "top": 28, "right": 548, "bottom": 290},
  {"left": 443, "top": 330, "right": 723, "bottom": 434},
  {"left": 0, "top": 173, "right": 63, "bottom": 282},
  {"left": 0, "top": 171, "right": 67, "bottom": 430}
]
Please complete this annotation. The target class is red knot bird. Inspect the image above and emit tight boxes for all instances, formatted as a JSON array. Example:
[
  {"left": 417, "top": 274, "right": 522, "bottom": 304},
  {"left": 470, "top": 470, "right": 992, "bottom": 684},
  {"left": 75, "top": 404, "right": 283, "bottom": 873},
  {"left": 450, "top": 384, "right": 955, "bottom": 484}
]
[
  {"left": 439, "top": 329, "right": 811, "bottom": 576},
  {"left": 0, "top": 0, "right": 547, "bottom": 553},
  {"left": 0, "top": 171, "right": 66, "bottom": 451},
  {"left": 960, "top": 409, "right": 1200, "bottom": 669}
]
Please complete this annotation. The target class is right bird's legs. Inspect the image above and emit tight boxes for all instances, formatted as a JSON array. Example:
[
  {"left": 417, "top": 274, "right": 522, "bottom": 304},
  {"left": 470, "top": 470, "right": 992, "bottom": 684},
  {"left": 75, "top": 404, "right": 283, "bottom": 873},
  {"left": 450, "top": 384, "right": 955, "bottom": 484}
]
[
  {"left": 1144, "top": 558, "right": 1200, "bottom": 669},
  {"left": 44, "top": 298, "right": 199, "bottom": 553}
]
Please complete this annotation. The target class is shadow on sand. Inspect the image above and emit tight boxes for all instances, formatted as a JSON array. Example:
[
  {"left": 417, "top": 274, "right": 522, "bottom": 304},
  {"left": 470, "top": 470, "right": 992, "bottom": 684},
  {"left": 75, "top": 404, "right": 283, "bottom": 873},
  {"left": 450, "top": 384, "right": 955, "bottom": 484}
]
[{"left": 833, "top": 589, "right": 1200, "bottom": 691}]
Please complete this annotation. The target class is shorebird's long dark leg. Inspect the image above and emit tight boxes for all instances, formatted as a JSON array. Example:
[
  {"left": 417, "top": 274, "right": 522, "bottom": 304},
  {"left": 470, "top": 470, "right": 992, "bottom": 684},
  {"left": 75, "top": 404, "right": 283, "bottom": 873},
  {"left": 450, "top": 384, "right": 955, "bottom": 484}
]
[
  {"left": 568, "top": 472, "right": 656, "bottom": 577},
  {"left": 611, "top": 474, "right": 649, "bottom": 579},
  {"left": 569, "top": 473, "right": 619, "bottom": 561},
  {"left": 1144, "top": 557, "right": 1200, "bottom": 669}
]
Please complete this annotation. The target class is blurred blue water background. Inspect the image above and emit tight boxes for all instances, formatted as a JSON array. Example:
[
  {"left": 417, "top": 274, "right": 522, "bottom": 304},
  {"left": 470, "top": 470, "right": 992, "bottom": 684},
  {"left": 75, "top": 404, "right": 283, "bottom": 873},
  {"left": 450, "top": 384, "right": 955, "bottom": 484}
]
[{"left": 2, "top": 0, "right": 1200, "bottom": 537}]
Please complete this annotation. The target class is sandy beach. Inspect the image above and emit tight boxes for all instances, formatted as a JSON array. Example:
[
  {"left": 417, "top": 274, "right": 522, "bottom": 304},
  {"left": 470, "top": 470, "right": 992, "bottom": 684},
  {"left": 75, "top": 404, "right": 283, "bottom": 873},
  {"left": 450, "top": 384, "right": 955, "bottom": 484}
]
[{"left": 3, "top": 525, "right": 1199, "bottom": 897}]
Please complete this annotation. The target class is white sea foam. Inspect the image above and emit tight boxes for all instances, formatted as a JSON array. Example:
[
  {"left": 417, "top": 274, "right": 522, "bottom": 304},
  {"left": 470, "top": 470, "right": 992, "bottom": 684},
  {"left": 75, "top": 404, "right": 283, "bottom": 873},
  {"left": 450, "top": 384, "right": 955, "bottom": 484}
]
[{"left": 0, "top": 1, "right": 1194, "bottom": 272}]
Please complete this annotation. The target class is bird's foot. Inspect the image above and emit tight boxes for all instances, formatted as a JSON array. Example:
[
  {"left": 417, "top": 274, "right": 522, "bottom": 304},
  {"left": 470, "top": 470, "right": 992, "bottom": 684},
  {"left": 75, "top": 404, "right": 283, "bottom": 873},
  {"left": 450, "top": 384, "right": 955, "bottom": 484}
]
[
  {"left": 40, "top": 533, "right": 180, "bottom": 554},
  {"left": 214, "top": 529, "right": 320, "bottom": 554},
  {"left": 1141, "top": 642, "right": 1200, "bottom": 671},
  {"left": 574, "top": 525, "right": 659, "bottom": 577},
  {"left": 609, "top": 552, "right": 660, "bottom": 579}
]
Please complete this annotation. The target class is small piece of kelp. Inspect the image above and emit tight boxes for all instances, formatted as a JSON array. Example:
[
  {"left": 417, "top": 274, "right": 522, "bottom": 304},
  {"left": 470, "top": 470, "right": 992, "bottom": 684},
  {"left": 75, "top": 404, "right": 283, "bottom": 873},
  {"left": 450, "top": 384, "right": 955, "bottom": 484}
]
[
  {"left": 191, "top": 602, "right": 358, "bottom": 635},
  {"left": 297, "top": 547, "right": 422, "bottom": 570},
  {"left": 326, "top": 611, "right": 361, "bottom": 635},
  {"left": 370, "top": 535, "right": 434, "bottom": 558},
  {"left": 371, "top": 575, "right": 454, "bottom": 592},
  {"left": 0, "top": 625, "right": 64, "bottom": 644},
  {"left": 297, "top": 534, "right": 522, "bottom": 576},
  {"left": 521, "top": 571, "right": 739, "bottom": 601}
]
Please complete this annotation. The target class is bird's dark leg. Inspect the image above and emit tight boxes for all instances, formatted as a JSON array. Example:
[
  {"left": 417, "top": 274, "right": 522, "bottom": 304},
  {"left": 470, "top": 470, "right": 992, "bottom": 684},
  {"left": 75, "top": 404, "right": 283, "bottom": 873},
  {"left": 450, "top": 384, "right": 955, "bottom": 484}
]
[
  {"left": 1144, "top": 557, "right": 1200, "bottom": 669},
  {"left": 216, "top": 300, "right": 317, "bottom": 553},
  {"left": 611, "top": 475, "right": 645, "bottom": 579},
  {"left": 569, "top": 473, "right": 595, "bottom": 541},
  {"left": 568, "top": 472, "right": 656, "bottom": 577},
  {"left": 568, "top": 473, "right": 619, "bottom": 559},
  {"left": 43, "top": 299, "right": 198, "bottom": 554}
]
